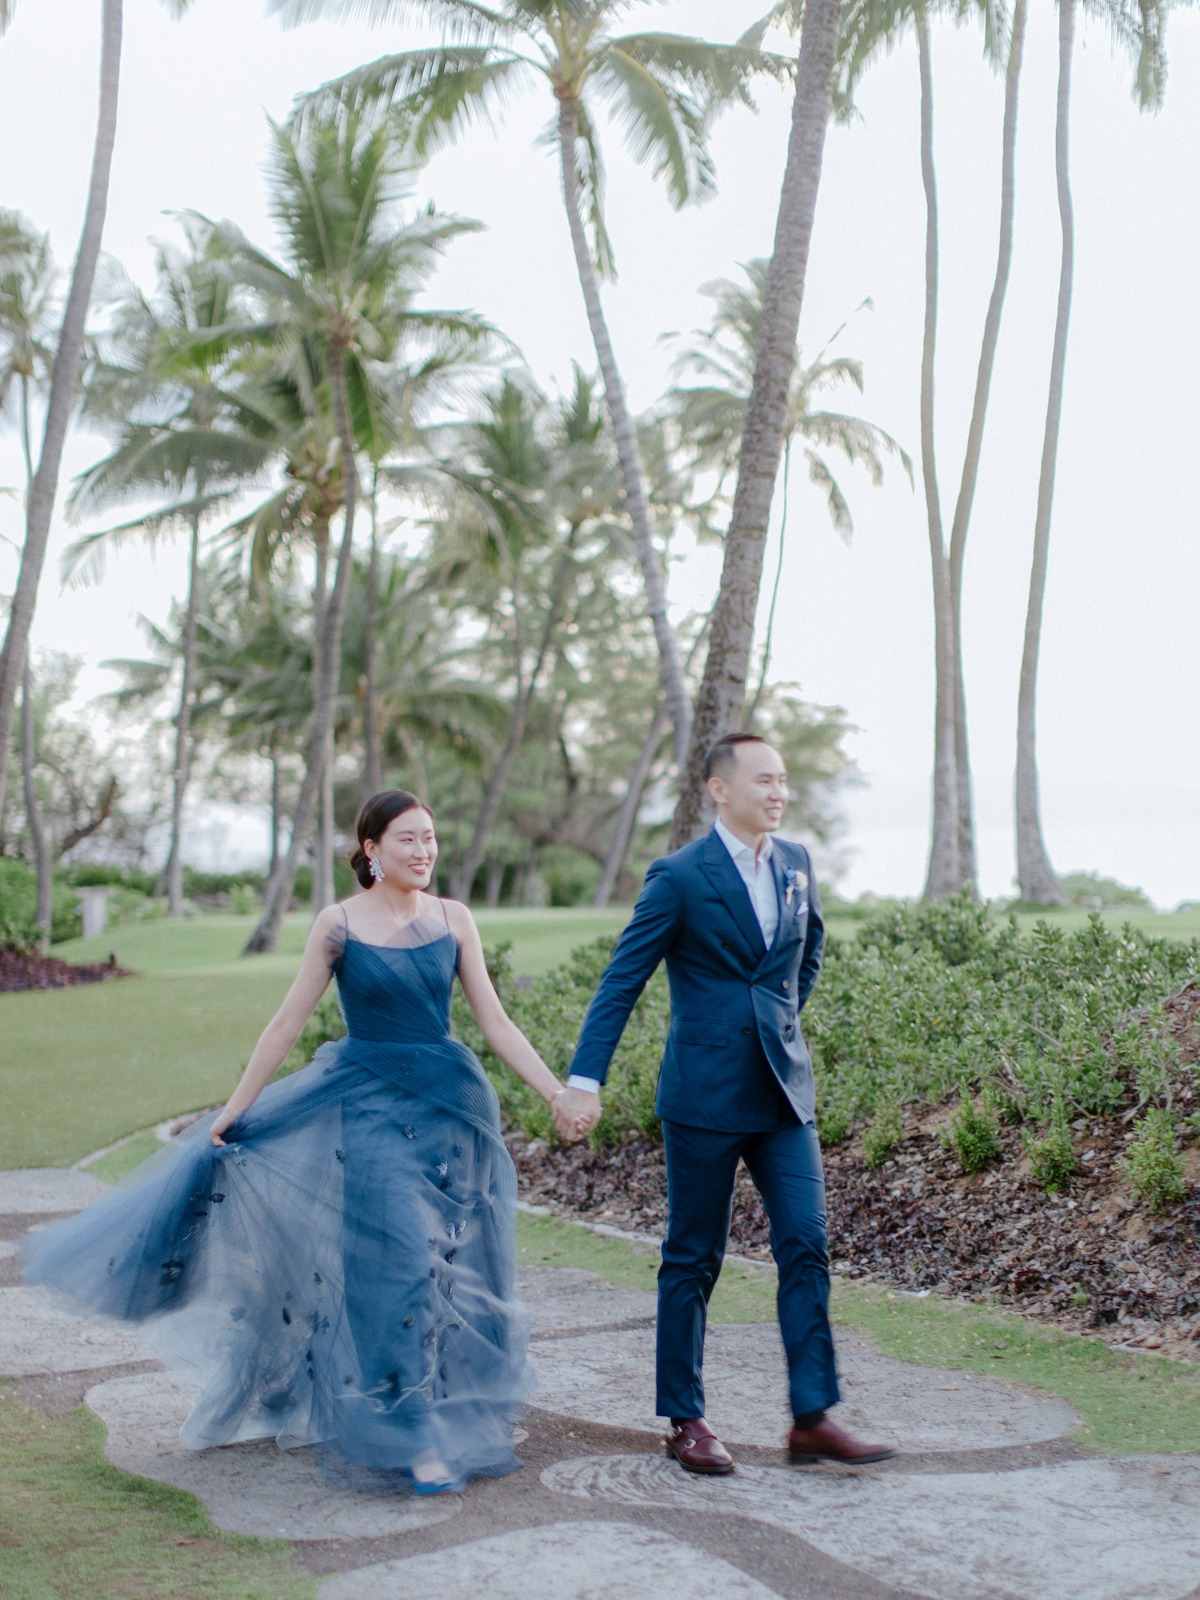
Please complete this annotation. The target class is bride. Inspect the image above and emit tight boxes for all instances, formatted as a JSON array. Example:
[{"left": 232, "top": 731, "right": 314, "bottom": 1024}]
[{"left": 21, "top": 789, "right": 598, "bottom": 1496}]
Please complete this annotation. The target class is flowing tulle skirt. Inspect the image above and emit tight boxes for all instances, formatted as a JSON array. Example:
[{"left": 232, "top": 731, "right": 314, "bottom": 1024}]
[{"left": 19, "top": 1032, "right": 534, "bottom": 1491}]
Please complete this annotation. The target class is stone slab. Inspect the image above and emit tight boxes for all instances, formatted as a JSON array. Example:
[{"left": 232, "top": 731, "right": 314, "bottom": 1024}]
[
  {"left": 531, "top": 1320, "right": 1078, "bottom": 1451},
  {"left": 0, "top": 1169, "right": 109, "bottom": 1213},
  {"left": 85, "top": 1370, "right": 461, "bottom": 1540},
  {"left": 0, "top": 1286, "right": 154, "bottom": 1374},
  {"left": 519, "top": 1266, "right": 657, "bottom": 1335},
  {"left": 318, "top": 1521, "right": 781, "bottom": 1600},
  {"left": 543, "top": 1453, "right": 1200, "bottom": 1600}
]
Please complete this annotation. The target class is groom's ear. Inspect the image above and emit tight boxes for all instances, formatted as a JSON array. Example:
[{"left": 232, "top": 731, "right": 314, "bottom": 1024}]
[{"left": 706, "top": 774, "right": 727, "bottom": 808}]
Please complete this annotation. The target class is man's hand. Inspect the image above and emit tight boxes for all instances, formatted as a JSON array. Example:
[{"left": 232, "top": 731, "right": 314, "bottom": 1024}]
[{"left": 551, "top": 1087, "right": 602, "bottom": 1143}]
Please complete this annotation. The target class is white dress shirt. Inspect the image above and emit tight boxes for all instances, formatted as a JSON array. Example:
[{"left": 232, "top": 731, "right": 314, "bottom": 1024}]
[
  {"left": 567, "top": 820, "right": 780, "bottom": 1094},
  {"left": 713, "top": 818, "right": 778, "bottom": 948}
]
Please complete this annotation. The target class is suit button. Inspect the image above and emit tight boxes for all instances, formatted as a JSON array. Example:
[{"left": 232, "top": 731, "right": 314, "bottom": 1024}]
[
  {"left": 742, "top": 1025, "right": 752, "bottom": 1035},
  {"left": 782, "top": 979, "right": 790, "bottom": 990},
  {"left": 722, "top": 941, "right": 732, "bottom": 952}
]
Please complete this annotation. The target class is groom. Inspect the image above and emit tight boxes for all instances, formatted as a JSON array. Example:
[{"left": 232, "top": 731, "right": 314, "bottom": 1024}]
[{"left": 558, "top": 733, "right": 895, "bottom": 1473}]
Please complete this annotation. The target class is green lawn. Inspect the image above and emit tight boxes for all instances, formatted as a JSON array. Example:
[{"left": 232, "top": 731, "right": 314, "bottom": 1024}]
[
  {"left": 0, "top": 1386, "right": 313, "bottom": 1600},
  {"left": 4, "top": 909, "right": 634, "bottom": 1169},
  {"left": 53, "top": 905, "right": 635, "bottom": 977}
]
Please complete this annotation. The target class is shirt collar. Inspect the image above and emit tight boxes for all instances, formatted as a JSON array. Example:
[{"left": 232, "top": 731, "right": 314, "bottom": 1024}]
[{"left": 714, "top": 817, "right": 774, "bottom": 868}]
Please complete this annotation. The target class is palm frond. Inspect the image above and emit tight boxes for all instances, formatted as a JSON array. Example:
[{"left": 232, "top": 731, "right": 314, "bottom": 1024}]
[
  {"left": 804, "top": 451, "right": 855, "bottom": 543},
  {"left": 61, "top": 491, "right": 234, "bottom": 587},
  {"left": 302, "top": 48, "right": 537, "bottom": 161},
  {"left": 614, "top": 31, "right": 795, "bottom": 104},
  {"left": 270, "top": 0, "right": 515, "bottom": 42},
  {"left": 591, "top": 46, "right": 710, "bottom": 209}
]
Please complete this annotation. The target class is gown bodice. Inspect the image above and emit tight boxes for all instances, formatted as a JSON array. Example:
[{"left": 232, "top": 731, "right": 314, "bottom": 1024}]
[{"left": 331, "top": 922, "right": 459, "bottom": 1045}]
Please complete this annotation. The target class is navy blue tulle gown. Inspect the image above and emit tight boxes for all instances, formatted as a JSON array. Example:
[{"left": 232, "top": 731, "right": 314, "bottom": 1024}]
[{"left": 20, "top": 907, "right": 534, "bottom": 1491}]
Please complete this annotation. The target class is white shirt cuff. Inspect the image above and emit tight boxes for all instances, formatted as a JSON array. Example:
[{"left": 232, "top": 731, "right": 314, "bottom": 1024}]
[{"left": 566, "top": 1074, "right": 601, "bottom": 1093}]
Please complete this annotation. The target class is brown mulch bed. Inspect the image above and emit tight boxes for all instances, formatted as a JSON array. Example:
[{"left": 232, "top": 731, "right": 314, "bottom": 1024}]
[
  {"left": 0, "top": 945, "right": 131, "bottom": 992},
  {"left": 511, "top": 1125, "right": 1200, "bottom": 1360},
  {"left": 509, "top": 984, "right": 1200, "bottom": 1362}
]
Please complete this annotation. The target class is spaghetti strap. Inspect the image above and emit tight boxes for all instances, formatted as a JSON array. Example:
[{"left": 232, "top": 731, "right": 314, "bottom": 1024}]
[
  {"left": 339, "top": 903, "right": 350, "bottom": 932},
  {"left": 439, "top": 897, "right": 450, "bottom": 930}
]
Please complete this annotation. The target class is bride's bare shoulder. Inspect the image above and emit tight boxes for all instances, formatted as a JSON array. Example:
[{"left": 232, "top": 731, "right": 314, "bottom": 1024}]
[{"left": 437, "top": 897, "right": 475, "bottom": 936}]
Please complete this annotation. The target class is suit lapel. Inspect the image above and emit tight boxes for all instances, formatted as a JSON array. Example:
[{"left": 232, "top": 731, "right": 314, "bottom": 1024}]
[
  {"left": 759, "top": 846, "right": 797, "bottom": 969},
  {"left": 699, "top": 830, "right": 765, "bottom": 962}
]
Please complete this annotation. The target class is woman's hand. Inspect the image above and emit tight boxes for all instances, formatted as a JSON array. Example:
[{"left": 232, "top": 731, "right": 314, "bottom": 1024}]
[
  {"left": 550, "top": 1087, "right": 601, "bottom": 1144},
  {"left": 209, "top": 1107, "right": 237, "bottom": 1147}
]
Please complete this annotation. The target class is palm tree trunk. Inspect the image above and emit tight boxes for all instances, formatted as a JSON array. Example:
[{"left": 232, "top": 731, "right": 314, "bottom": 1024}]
[
  {"left": 1015, "top": 0, "right": 1073, "bottom": 906},
  {"left": 310, "top": 526, "right": 335, "bottom": 911},
  {"left": 449, "top": 534, "right": 577, "bottom": 901},
  {"left": 947, "top": 0, "right": 1028, "bottom": 897},
  {"left": 556, "top": 98, "right": 690, "bottom": 772},
  {"left": 747, "top": 435, "right": 794, "bottom": 727},
  {"left": 243, "top": 355, "right": 360, "bottom": 954},
  {"left": 592, "top": 704, "right": 669, "bottom": 909},
  {"left": 363, "top": 470, "right": 383, "bottom": 797},
  {"left": 21, "top": 655, "right": 52, "bottom": 952},
  {"left": 671, "top": 0, "right": 843, "bottom": 850},
  {"left": 268, "top": 734, "right": 282, "bottom": 880},
  {"left": 165, "top": 511, "right": 202, "bottom": 916},
  {"left": 0, "top": 0, "right": 123, "bottom": 823},
  {"left": 914, "top": 6, "right": 960, "bottom": 903}
]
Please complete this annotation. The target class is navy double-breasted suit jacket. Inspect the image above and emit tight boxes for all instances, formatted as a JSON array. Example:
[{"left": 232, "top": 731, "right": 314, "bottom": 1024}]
[{"left": 571, "top": 828, "right": 824, "bottom": 1131}]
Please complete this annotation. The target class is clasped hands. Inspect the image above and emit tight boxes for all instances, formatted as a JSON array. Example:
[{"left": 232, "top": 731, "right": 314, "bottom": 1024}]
[{"left": 550, "top": 1086, "right": 602, "bottom": 1143}]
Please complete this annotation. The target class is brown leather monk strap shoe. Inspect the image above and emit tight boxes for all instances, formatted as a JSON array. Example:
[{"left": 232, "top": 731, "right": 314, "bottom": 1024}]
[
  {"left": 788, "top": 1416, "right": 896, "bottom": 1465},
  {"left": 664, "top": 1417, "right": 735, "bottom": 1475}
]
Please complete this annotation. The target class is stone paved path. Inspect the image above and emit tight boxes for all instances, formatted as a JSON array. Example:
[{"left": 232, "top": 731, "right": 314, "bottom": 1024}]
[{"left": 4, "top": 1169, "right": 1200, "bottom": 1600}]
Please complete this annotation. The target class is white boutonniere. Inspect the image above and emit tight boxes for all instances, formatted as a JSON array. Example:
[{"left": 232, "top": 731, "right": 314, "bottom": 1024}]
[{"left": 783, "top": 867, "right": 809, "bottom": 912}]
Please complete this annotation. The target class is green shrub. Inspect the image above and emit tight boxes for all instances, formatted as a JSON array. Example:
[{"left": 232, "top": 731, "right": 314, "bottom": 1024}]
[
  {"left": 281, "top": 989, "right": 346, "bottom": 1078},
  {"left": 1060, "top": 871, "right": 1153, "bottom": 910},
  {"left": 540, "top": 846, "right": 601, "bottom": 907},
  {"left": 1022, "top": 1092, "right": 1076, "bottom": 1193},
  {"left": 1121, "top": 1109, "right": 1188, "bottom": 1212},
  {"left": 817, "top": 1097, "right": 854, "bottom": 1147},
  {"left": 941, "top": 1085, "right": 1002, "bottom": 1174},
  {"left": 451, "top": 935, "right": 665, "bottom": 1147},
  {"left": 862, "top": 1098, "right": 904, "bottom": 1170},
  {"left": 805, "top": 898, "right": 1199, "bottom": 1144},
  {"left": 65, "top": 862, "right": 157, "bottom": 895},
  {"left": 0, "top": 859, "right": 83, "bottom": 946},
  {"left": 182, "top": 867, "right": 266, "bottom": 900},
  {"left": 231, "top": 883, "right": 261, "bottom": 915}
]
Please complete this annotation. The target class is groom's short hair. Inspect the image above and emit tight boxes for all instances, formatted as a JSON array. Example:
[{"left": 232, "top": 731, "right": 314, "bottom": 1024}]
[{"left": 703, "top": 731, "right": 770, "bottom": 783}]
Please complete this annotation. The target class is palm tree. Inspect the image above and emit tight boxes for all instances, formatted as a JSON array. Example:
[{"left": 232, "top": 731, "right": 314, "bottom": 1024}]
[
  {"left": 671, "top": 0, "right": 846, "bottom": 849},
  {"left": 338, "top": 547, "right": 507, "bottom": 806},
  {"left": 1015, "top": 0, "right": 1165, "bottom": 902},
  {"left": 668, "top": 260, "right": 910, "bottom": 718},
  {"left": 273, "top": 0, "right": 791, "bottom": 774},
  {"left": 205, "top": 104, "right": 478, "bottom": 952},
  {"left": 835, "top": 0, "right": 1010, "bottom": 898},
  {"left": 0, "top": 0, "right": 195, "bottom": 824},
  {"left": 425, "top": 369, "right": 623, "bottom": 900},
  {"left": 0, "top": 211, "right": 56, "bottom": 943},
  {"left": 64, "top": 231, "right": 273, "bottom": 915}
]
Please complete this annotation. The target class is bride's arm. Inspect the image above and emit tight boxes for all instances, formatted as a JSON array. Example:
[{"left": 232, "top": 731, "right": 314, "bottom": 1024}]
[
  {"left": 210, "top": 907, "right": 342, "bottom": 1146},
  {"left": 449, "top": 904, "right": 592, "bottom": 1141}
]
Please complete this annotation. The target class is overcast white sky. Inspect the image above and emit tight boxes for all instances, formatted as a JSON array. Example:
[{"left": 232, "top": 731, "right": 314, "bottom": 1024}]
[{"left": 1, "top": 0, "right": 1197, "bottom": 903}]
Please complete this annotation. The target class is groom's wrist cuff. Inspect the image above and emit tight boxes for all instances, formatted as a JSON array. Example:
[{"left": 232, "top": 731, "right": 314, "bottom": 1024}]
[{"left": 566, "top": 1074, "right": 601, "bottom": 1094}]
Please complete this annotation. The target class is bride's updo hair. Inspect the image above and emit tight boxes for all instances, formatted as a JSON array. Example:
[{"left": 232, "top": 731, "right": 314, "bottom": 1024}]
[{"left": 350, "top": 790, "right": 435, "bottom": 889}]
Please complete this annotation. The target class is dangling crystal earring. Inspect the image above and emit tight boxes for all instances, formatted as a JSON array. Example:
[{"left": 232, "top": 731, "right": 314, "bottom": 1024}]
[{"left": 368, "top": 857, "right": 385, "bottom": 884}]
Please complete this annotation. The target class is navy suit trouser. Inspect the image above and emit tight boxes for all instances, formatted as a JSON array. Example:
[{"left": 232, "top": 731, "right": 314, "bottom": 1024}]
[{"left": 657, "top": 1117, "right": 841, "bottom": 1423}]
